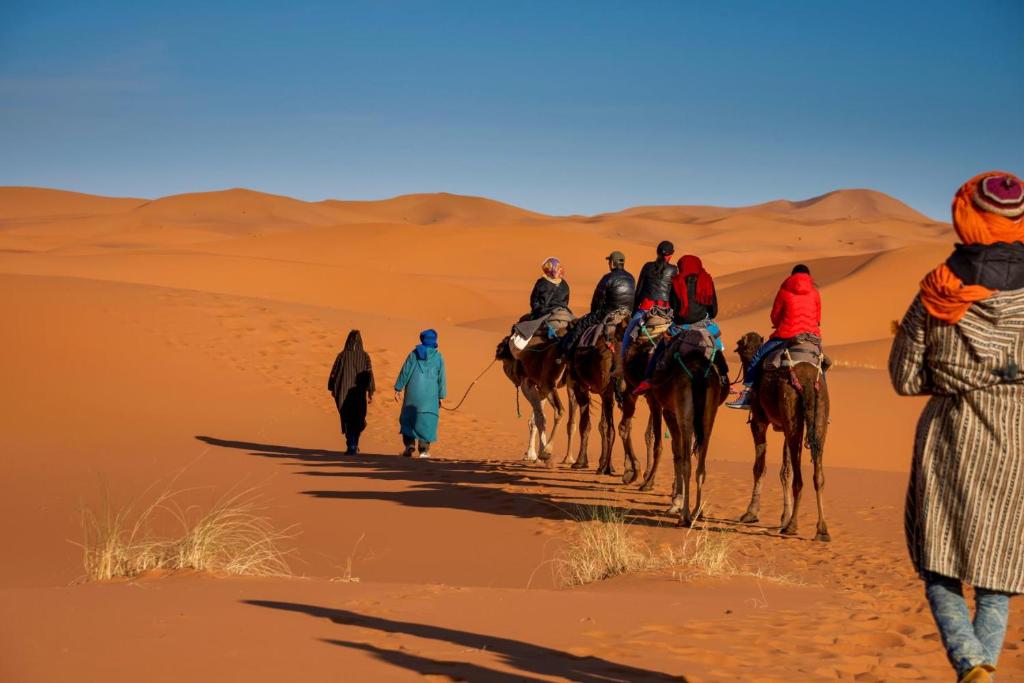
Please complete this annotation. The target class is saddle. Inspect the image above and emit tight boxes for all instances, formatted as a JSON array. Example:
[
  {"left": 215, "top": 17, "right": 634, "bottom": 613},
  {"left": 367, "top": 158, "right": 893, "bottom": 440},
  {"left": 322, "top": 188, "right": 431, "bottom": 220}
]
[
  {"left": 655, "top": 327, "right": 718, "bottom": 375},
  {"left": 632, "top": 312, "right": 673, "bottom": 345},
  {"left": 509, "top": 307, "right": 575, "bottom": 358},
  {"left": 763, "top": 334, "right": 828, "bottom": 371},
  {"left": 578, "top": 307, "right": 631, "bottom": 349}
]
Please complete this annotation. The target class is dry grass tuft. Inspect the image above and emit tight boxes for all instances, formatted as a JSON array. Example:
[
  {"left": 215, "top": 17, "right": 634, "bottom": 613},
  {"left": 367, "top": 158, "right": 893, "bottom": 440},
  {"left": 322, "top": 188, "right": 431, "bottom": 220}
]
[
  {"left": 554, "top": 505, "right": 797, "bottom": 588},
  {"left": 79, "top": 486, "right": 295, "bottom": 581}
]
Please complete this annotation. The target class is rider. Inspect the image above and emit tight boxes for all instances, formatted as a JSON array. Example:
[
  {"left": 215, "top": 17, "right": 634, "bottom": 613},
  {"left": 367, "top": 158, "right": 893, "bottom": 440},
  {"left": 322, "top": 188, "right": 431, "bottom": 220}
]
[
  {"left": 522, "top": 257, "right": 571, "bottom": 321},
  {"left": 619, "top": 240, "right": 678, "bottom": 372},
  {"left": 726, "top": 264, "right": 822, "bottom": 409},
  {"left": 632, "top": 254, "right": 728, "bottom": 394},
  {"left": 557, "top": 251, "right": 634, "bottom": 362}
]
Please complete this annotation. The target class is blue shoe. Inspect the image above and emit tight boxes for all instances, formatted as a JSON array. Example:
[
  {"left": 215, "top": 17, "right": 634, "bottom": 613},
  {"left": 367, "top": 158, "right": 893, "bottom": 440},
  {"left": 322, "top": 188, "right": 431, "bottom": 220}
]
[{"left": 726, "top": 388, "right": 753, "bottom": 410}]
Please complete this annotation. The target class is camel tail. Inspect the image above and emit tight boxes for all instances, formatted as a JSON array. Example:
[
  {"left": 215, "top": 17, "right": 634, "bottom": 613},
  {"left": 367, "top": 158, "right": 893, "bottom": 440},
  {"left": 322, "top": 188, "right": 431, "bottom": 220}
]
[
  {"left": 798, "top": 372, "right": 820, "bottom": 453},
  {"left": 565, "top": 378, "right": 577, "bottom": 461}
]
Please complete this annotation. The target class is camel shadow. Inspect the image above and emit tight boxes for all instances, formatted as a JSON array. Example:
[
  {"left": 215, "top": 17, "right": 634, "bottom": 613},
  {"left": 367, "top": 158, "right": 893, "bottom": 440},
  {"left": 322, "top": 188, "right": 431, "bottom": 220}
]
[
  {"left": 243, "top": 600, "right": 687, "bottom": 682},
  {"left": 195, "top": 436, "right": 790, "bottom": 540},
  {"left": 195, "top": 435, "right": 776, "bottom": 537}
]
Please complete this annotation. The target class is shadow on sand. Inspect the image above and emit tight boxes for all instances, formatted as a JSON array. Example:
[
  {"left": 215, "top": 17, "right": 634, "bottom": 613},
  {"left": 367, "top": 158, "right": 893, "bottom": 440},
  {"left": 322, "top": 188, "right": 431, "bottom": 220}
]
[
  {"left": 195, "top": 435, "right": 785, "bottom": 539},
  {"left": 243, "top": 599, "right": 688, "bottom": 682}
]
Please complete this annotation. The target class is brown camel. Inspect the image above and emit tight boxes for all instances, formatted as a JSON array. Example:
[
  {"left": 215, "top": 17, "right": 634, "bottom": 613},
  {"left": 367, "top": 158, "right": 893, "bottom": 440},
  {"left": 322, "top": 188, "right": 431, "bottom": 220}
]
[
  {"left": 734, "top": 332, "right": 831, "bottom": 541},
  {"left": 649, "top": 333, "right": 727, "bottom": 527},
  {"left": 619, "top": 335, "right": 664, "bottom": 489},
  {"left": 496, "top": 334, "right": 571, "bottom": 467},
  {"left": 565, "top": 318, "right": 629, "bottom": 475}
]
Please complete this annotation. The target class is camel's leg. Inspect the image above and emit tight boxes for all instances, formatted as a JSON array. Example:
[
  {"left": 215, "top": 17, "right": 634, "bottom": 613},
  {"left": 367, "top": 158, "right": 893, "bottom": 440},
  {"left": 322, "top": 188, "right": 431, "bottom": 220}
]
[
  {"left": 810, "top": 400, "right": 831, "bottom": 541},
  {"left": 596, "top": 392, "right": 617, "bottom": 476},
  {"left": 781, "top": 426, "right": 804, "bottom": 537},
  {"left": 692, "top": 390, "right": 717, "bottom": 523},
  {"left": 539, "top": 389, "right": 563, "bottom": 464},
  {"left": 523, "top": 385, "right": 545, "bottom": 462},
  {"left": 779, "top": 438, "right": 794, "bottom": 530},
  {"left": 664, "top": 410, "right": 684, "bottom": 515},
  {"left": 561, "top": 378, "right": 577, "bottom": 465},
  {"left": 571, "top": 387, "right": 592, "bottom": 470},
  {"left": 739, "top": 420, "right": 769, "bottom": 523},
  {"left": 639, "top": 398, "right": 663, "bottom": 492},
  {"left": 618, "top": 393, "right": 639, "bottom": 484}
]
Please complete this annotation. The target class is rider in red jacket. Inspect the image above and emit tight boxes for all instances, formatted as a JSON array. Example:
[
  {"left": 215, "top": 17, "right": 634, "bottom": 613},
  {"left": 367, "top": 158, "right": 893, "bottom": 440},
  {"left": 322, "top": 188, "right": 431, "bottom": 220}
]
[
  {"left": 727, "top": 264, "right": 822, "bottom": 409},
  {"left": 770, "top": 269, "right": 821, "bottom": 339}
]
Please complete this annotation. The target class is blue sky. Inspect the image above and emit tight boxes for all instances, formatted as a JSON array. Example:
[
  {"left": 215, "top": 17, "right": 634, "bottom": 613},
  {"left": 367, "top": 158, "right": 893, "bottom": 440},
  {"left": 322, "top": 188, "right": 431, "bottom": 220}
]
[{"left": 2, "top": 1, "right": 1021, "bottom": 219}]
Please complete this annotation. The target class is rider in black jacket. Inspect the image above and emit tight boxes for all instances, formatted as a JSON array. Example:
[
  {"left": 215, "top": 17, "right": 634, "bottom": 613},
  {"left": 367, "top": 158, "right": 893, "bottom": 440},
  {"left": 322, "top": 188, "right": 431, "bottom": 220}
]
[
  {"left": 557, "top": 251, "right": 635, "bottom": 359},
  {"left": 619, "top": 240, "right": 677, "bottom": 371}
]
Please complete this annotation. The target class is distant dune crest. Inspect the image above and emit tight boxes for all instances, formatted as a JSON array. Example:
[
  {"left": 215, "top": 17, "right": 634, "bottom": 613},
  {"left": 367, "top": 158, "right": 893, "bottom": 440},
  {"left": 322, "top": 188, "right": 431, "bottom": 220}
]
[{"left": 0, "top": 185, "right": 940, "bottom": 230}]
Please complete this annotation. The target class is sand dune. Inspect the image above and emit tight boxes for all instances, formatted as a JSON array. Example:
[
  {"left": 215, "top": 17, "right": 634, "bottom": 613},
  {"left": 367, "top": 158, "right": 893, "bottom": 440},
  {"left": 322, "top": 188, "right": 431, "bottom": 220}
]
[{"left": 4, "top": 184, "right": 1017, "bottom": 682}]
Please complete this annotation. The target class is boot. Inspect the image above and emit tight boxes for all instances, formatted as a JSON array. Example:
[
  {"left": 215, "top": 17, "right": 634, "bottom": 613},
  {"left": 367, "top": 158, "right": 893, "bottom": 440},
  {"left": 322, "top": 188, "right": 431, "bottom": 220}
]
[
  {"left": 632, "top": 380, "right": 653, "bottom": 396},
  {"left": 726, "top": 388, "right": 753, "bottom": 410},
  {"left": 958, "top": 665, "right": 995, "bottom": 683}
]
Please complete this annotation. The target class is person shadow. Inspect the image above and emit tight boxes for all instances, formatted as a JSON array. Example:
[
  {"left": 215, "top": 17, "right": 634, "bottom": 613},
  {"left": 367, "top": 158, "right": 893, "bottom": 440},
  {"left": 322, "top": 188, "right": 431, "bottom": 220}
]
[{"left": 243, "top": 599, "right": 688, "bottom": 682}]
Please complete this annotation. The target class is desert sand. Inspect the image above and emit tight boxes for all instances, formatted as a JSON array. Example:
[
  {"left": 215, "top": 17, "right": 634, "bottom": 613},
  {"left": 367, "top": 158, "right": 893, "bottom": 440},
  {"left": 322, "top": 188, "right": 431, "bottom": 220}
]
[{"left": 1, "top": 186, "right": 1020, "bottom": 682}]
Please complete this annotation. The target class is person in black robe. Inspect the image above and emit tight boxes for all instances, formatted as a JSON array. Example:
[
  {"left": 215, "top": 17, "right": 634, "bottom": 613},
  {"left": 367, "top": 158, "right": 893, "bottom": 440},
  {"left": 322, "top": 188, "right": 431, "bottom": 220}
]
[{"left": 328, "top": 330, "right": 376, "bottom": 454}]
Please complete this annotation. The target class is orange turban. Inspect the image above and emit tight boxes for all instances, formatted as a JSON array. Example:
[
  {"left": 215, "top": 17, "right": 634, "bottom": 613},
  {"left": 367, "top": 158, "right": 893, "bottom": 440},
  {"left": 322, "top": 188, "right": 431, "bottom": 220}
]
[{"left": 919, "top": 172, "right": 1024, "bottom": 324}]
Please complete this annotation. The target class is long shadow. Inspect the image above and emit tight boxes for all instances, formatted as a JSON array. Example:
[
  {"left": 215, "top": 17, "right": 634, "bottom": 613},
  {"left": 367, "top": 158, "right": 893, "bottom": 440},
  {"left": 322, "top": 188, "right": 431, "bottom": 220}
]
[
  {"left": 244, "top": 600, "right": 687, "bottom": 682},
  {"left": 195, "top": 435, "right": 775, "bottom": 537},
  {"left": 196, "top": 435, "right": 675, "bottom": 527}
]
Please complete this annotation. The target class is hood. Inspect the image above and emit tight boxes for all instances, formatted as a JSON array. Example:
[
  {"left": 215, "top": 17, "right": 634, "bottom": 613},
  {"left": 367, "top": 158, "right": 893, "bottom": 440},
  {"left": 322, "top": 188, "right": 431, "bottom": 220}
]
[
  {"left": 414, "top": 345, "right": 438, "bottom": 361},
  {"left": 781, "top": 272, "right": 815, "bottom": 295}
]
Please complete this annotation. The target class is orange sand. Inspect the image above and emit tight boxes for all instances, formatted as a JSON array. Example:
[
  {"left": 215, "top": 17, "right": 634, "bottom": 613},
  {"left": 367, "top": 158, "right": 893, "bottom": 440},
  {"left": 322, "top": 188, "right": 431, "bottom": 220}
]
[{"left": 1, "top": 186, "right": 1019, "bottom": 682}]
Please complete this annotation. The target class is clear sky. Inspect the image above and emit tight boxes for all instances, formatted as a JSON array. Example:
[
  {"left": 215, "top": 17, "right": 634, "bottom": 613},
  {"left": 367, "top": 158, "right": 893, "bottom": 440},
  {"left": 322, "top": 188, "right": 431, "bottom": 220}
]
[{"left": 2, "top": 1, "right": 1021, "bottom": 219}]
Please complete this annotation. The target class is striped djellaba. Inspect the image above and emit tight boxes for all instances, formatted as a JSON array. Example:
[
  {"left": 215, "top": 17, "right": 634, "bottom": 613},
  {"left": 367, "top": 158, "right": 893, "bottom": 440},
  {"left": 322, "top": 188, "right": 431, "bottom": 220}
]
[{"left": 889, "top": 290, "right": 1024, "bottom": 594}]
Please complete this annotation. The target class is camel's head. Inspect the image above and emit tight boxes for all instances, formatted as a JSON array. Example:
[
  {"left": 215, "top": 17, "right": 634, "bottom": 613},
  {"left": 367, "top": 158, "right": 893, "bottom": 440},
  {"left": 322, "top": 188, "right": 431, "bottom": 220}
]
[
  {"left": 496, "top": 336, "right": 513, "bottom": 361},
  {"left": 735, "top": 331, "right": 764, "bottom": 366}
]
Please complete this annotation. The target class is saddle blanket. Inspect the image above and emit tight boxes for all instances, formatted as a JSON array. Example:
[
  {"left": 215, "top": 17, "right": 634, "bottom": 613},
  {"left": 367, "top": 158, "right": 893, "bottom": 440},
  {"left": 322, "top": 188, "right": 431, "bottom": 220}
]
[
  {"left": 654, "top": 327, "right": 719, "bottom": 374},
  {"left": 578, "top": 308, "right": 631, "bottom": 348},
  {"left": 510, "top": 308, "right": 575, "bottom": 357},
  {"left": 764, "top": 334, "right": 827, "bottom": 370}
]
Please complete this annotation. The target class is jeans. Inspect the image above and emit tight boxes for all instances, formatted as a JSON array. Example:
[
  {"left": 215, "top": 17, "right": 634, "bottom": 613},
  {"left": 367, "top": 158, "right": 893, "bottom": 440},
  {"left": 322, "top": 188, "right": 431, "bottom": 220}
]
[
  {"left": 924, "top": 571, "right": 1011, "bottom": 678},
  {"left": 742, "top": 338, "right": 788, "bottom": 387}
]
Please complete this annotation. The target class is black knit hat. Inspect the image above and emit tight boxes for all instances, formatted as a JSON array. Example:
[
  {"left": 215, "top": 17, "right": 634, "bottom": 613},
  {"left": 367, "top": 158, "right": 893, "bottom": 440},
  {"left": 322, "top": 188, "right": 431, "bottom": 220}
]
[{"left": 656, "top": 240, "right": 675, "bottom": 256}]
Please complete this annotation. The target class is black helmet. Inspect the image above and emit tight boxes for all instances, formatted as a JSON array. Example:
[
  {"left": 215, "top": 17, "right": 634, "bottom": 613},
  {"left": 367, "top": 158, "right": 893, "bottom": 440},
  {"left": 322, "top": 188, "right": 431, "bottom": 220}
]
[
  {"left": 656, "top": 240, "right": 675, "bottom": 256},
  {"left": 791, "top": 264, "right": 810, "bottom": 275}
]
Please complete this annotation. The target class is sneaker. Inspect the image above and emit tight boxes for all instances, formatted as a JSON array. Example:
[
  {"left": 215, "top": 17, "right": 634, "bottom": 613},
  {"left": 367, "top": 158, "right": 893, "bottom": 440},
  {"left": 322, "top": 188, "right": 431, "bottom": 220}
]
[
  {"left": 726, "top": 388, "right": 753, "bottom": 410},
  {"left": 632, "top": 380, "right": 652, "bottom": 396},
  {"left": 418, "top": 451, "right": 431, "bottom": 459}
]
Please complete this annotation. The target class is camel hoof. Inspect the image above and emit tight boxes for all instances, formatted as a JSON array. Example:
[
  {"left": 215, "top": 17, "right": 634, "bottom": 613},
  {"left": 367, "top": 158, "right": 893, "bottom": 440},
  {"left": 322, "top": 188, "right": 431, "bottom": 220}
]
[
  {"left": 522, "top": 454, "right": 538, "bottom": 462},
  {"left": 780, "top": 526, "right": 798, "bottom": 537},
  {"left": 666, "top": 503, "right": 683, "bottom": 515},
  {"left": 676, "top": 517, "right": 693, "bottom": 528},
  {"left": 814, "top": 532, "right": 832, "bottom": 543},
  {"left": 638, "top": 481, "right": 654, "bottom": 492},
  {"left": 538, "top": 450, "right": 552, "bottom": 462},
  {"left": 621, "top": 469, "right": 638, "bottom": 485},
  {"left": 739, "top": 512, "right": 759, "bottom": 524},
  {"left": 571, "top": 460, "right": 588, "bottom": 470}
]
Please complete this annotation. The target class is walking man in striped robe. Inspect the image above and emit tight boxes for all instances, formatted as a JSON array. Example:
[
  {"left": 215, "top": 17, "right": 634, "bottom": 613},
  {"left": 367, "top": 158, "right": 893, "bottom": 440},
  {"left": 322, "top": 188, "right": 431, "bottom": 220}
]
[{"left": 890, "top": 172, "right": 1024, "bottom": 683}]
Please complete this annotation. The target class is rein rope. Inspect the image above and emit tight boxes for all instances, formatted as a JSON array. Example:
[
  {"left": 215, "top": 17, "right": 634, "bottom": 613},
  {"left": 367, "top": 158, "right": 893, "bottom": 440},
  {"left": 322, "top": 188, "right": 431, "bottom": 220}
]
[{"left": 441, "top": 358, "right": 498, "bottom": 412}]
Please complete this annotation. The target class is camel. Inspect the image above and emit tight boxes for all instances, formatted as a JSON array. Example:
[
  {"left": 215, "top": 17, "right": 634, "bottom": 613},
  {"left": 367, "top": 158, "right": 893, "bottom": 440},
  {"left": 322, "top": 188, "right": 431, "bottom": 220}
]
[
  {"left": 734, "top": 332, "right": 831, "bottom": 542},
  {"left": 648, "top": 332, "right": 727, "bottom": 527},
  {"left": 496, "top": 334, "right": 570, "bottom": 467},
  {"left": 619, "top": 334, "right": 664, "bottom": 490},
  {"left": 565, "top": 316, "right": 629, "bottom": 475}
]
